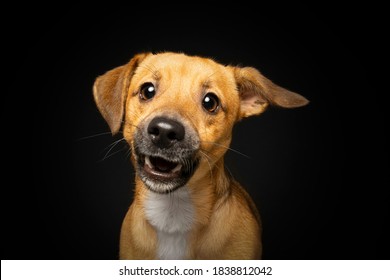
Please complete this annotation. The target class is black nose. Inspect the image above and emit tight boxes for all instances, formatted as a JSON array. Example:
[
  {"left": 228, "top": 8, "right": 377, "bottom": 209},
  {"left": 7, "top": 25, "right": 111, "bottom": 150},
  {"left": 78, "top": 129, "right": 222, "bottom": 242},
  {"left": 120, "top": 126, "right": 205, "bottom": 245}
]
[{"left": 147, "top": 117, "right": 185, "bottom": 148}]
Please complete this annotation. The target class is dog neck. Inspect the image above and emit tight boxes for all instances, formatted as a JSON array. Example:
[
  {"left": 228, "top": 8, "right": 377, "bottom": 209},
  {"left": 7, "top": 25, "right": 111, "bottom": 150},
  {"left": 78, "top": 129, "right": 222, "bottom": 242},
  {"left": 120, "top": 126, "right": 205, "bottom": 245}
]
[
  {"left": 144, "top": 186, "right": 194, "bottom": 259},
  {"left": 141, "top": 159, "right": 230, "bottom": 259}
]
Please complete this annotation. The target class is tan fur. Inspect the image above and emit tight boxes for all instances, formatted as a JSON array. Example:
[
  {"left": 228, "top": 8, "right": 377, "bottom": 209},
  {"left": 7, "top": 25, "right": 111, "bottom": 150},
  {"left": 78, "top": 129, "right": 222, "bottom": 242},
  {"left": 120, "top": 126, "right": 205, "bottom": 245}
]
[{"left": 93, "top": 52, "right": 308, "bottom": 259}]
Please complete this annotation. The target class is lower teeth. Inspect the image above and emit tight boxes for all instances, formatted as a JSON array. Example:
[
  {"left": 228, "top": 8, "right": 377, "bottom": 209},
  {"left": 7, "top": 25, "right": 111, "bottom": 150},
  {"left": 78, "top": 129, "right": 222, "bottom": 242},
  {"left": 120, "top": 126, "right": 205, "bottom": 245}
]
[
  {"left": 172, "top": 163, "right": 183, "bottom": 173},
  {"left": 145, "top": 156, "right": 153, "bottom": 169}
]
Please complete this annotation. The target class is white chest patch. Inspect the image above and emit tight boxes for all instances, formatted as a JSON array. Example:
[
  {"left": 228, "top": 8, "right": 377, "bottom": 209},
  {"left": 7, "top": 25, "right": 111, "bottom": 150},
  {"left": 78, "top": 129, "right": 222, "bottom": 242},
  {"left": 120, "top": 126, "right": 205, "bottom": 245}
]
[{"left": 144, "top": 187, "right": 194, "bottom": 260}]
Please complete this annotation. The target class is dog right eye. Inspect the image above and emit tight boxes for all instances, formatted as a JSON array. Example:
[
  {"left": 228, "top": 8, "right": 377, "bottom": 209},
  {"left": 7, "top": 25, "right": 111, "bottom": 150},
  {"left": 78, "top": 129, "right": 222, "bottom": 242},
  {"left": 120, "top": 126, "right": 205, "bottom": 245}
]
[
  {"left": 139, "top": 83, "right": 156, "bottom": 101},
  {"left": 202, "top": 92, "right": 220, "bottom": 114}
]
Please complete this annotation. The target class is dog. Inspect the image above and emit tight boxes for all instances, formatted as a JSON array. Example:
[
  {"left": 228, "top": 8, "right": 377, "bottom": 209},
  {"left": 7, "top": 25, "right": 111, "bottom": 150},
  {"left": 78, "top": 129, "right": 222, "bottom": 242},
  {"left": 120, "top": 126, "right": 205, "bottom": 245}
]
[{"left": 93, "top": 52, "right": 308, "bottom": 259}]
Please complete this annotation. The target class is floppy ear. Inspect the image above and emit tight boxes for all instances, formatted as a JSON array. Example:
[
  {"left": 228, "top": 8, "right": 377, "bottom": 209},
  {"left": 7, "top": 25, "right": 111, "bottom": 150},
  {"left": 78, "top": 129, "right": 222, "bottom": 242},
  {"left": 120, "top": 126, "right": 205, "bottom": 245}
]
[
  {"left": 93, "top": 53, "right": 150, "bottom": 134},
  {"left": 233, "top": 67, "right": 309, "bottom": 118}
]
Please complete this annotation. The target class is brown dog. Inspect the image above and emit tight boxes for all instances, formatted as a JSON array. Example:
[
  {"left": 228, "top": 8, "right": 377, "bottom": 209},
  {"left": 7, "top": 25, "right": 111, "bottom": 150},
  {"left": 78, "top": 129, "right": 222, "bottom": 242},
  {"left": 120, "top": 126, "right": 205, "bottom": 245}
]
[{"left": 93, "top": 52, "right": 308, "bottom": 259}]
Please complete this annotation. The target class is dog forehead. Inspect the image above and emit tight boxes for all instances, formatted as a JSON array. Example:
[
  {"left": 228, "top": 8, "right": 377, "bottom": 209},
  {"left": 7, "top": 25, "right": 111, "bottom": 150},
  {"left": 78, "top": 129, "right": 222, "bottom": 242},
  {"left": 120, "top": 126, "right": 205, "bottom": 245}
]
[{"left": 139, "top": 52, "right": 231, "bottom": 81}]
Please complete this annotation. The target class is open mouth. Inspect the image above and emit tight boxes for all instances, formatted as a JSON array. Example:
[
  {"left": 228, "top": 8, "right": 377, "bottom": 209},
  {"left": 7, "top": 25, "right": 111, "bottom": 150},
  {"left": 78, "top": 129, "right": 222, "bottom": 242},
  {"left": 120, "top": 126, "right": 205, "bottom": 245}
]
[
  {"left": 144, "top": 155, "right": 183, "bottom": 180},
  {"left": 136, "top": 152, "right": 199, "bottom": 193}
]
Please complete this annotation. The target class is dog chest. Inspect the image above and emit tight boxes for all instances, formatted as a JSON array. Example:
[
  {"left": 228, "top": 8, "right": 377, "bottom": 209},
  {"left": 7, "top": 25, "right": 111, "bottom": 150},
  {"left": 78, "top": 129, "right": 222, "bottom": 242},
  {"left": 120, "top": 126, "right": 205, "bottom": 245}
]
[{"left": 144, "top": 187, "right": 194, "bottom": 259}]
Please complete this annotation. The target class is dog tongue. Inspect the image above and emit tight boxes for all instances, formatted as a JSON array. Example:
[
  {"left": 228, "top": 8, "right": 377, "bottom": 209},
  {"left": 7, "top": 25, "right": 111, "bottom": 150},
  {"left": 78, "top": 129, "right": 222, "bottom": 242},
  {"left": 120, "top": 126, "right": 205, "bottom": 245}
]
[{"left": 151, "top": 157, "right": 177, "bottom": 172}]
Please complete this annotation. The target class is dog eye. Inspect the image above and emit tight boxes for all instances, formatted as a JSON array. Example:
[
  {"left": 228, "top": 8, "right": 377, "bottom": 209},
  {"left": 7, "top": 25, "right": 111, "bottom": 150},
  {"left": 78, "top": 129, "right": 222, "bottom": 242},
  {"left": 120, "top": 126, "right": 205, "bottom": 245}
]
[
  {"left": 202, "top": 92, "right": 220, "bottom": 113},
  {"left": 139, "top": 83, "right": 156, "bottom": 101}
]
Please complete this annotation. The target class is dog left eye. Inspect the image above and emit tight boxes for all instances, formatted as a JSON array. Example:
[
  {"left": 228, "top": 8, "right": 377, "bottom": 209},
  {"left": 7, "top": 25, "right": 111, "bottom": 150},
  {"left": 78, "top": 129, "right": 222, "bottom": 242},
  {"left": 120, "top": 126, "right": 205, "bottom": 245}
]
[
  {"left": 202, "top": 92, "right": 220, "bottom": 113},
  {"left": 139, "top": 83, "right": 156, "bottom": 101}
]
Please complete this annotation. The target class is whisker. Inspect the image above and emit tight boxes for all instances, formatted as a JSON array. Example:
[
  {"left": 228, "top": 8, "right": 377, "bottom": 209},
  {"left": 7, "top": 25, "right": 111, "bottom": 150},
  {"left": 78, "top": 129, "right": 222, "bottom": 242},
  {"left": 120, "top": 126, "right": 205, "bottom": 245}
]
[
  {"left": 76, "top": 123, "right": 140, "bottom": 143},
  {"left": 199, "top": 150, "right": 213, "bottom": 178},
  {"left": 104, "top": 138, "right": 125, "bottom": 150},
  {"left": 200, "top": 149, "right": 224, "bottom": 173},
  {"left": 225, "top": 165, "right": 234, "bottom": 178},
  {"left": 101, "top": 138, "right": 126, "bottom": 161},
  {"left": 76, "top": 131, "right": 116, "bottom": 141},
  {"left": 201, "top": 141, "right": 250, "bottom": 159},
  {"left": 98, "top": 146, "right": 128, "bottom": 162},
  {"left": 124, "top": 147, "right": 133, "bottom": 161},
  {"left": 126, "top": 123, "right": 141, "bottom": 130},
  {"left": 123, "top": 141, "right": 134, "bottom": 161}
]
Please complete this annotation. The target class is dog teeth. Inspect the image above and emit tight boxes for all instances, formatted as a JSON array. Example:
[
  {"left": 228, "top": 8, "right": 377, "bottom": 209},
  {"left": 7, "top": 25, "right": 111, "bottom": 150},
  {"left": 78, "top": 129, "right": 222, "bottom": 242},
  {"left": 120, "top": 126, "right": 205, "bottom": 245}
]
[
  {"left": 172, "top": 163, "right": 182, "bottom": 173},
  {"left": 145, "top": 156, "right": 154, "bottom": 168},
  {"left": 145, "top": 155, "right": 182, "bottom": 173}
]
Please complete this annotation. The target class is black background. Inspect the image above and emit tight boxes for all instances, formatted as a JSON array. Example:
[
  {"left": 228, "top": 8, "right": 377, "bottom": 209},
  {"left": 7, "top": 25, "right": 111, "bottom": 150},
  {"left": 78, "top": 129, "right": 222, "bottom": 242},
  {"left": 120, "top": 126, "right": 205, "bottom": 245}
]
[{"left": 2, "top": 3, "right": 388, "bottom": 260}]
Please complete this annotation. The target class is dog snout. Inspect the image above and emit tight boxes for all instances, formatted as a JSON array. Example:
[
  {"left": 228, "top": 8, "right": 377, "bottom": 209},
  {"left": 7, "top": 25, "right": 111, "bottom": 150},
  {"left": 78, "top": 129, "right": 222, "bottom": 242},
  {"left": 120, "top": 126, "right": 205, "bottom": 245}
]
[{"left": 147, "top": 117, "right": 185, "bottom": 149}]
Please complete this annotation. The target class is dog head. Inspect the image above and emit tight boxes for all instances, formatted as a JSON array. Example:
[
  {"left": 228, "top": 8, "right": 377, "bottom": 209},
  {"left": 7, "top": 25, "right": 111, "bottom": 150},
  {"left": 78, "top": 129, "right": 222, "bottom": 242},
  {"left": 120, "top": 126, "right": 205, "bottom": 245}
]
[{"left": 93, "top": 52, "right": 308, "bottom": 193}]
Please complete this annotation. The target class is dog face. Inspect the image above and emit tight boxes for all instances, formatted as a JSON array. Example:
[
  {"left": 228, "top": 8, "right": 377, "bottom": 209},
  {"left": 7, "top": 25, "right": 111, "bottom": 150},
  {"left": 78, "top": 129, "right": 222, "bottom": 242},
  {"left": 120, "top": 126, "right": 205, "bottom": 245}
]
[{"left": 93, "top": 52, "right": 308, "bottom": 193}]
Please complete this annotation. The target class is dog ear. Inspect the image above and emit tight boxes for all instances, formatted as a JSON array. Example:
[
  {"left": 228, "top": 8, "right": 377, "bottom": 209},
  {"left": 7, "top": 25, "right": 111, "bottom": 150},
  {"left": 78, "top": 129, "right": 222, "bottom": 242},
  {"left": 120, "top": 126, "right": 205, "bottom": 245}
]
[
  {"left": 233, "top": 67, "right": 309, "bottom": 118},
  {"left": 93, "top": 53, "right": 150, "bottom": 134}
]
